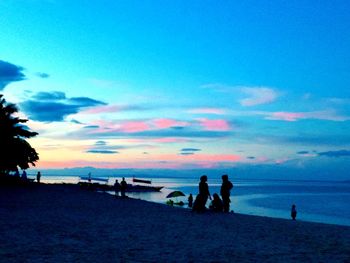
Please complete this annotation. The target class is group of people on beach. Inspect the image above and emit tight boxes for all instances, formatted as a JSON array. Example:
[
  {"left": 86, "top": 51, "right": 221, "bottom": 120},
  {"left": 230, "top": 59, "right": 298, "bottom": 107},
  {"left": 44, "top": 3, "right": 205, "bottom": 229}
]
[
  {"left": 9, "top": 169, "right": 41, "bottom": 183},
  {"left": 188, "top": 174, "right": 297, "bottom": 219},
  {"left": 113, "top": 177, "right": 128, "bottom": 198},
  {"left": 115, "top": 174, "right": 298, "bottom": 220},
  {"left": 190, "top": 174, "right": 233, "bottom": 213}
]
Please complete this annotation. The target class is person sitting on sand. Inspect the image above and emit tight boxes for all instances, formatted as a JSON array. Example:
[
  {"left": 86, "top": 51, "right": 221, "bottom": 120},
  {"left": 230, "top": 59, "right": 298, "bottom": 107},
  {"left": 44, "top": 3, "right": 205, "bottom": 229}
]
[
  {"left": 291, "top": 204, "right": 297, "bottom": 220},
  {"left": 188, "top": 193, "right": 193, "bottom": 208},
  {"left": 192, "top": 194, "right": 205, "bottom": 212},
  {"left": 209, "top": 193, "right": 224, "bottom": 212},
  {"left": 114, "top": 179, "right": 120, "bottom": 197},
  {"left": 120, "top": 177, "right": 127, "bottom": 198},
  {"left": 220, "top": 174, "right": 233, "bottom": 213},
  {"left": 198, "top": 175, "right": 211, "bottom": 210}
]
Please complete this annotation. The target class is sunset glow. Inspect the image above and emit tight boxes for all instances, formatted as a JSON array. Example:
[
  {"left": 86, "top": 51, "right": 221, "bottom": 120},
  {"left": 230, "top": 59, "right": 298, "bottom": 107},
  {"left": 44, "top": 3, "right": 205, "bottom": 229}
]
[{"left": 1, "top": 1, "right": 349, "bottom": 179}]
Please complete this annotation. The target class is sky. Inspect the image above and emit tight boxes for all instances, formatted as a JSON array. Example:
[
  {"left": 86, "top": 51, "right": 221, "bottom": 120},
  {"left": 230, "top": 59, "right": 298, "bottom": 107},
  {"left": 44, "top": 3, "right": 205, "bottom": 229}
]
[{"left": 1, "top": 1, "right": 350, "bottom": 179}]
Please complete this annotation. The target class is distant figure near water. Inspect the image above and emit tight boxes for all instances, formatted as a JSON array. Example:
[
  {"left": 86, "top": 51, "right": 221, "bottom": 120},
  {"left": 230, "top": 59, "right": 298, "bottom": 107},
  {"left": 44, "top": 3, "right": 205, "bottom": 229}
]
[
  {"left": 188, "top": 193, "right": 193, "bottom": 208},
  {"left": 220, "top": 174, "right": 233, "bottom": 213},
  {"left": 291, "top": 204, "right": 297, "bottom": 220},
  {"left": 36, "top": 171, "right": 41, "bottom": 183},
  {"left": 114, "top": 179, "right": 120, "bottom": 197},
  {"left": 21, "top": 170, "right": 27, "bottom": 180},
  {"left": 120, "top": 177, "right": 127, "bottom": 198}
]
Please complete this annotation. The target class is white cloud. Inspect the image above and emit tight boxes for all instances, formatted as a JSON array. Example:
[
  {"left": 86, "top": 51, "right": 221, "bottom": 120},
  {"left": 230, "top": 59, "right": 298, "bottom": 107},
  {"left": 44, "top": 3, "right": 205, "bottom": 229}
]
[{"left": 240, "top": 87, "right": 279, "bottom": 106}]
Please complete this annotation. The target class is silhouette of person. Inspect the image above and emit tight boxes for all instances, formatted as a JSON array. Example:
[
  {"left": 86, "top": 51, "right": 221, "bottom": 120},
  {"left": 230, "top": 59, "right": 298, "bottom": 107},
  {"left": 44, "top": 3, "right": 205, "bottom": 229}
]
[
  {"left": 36, "top": 171, "right": 41, "bottom": 183},
  {"left": 120, "top": 177, "right": 127, "bottom": 198},
  {"left": 291, "top": 204, "right": 297, "bottom": 220},
  {"left": 198, "top": 175, "right": 211, "bottom": 211},
  {"left": 220, "top": 174, "right": 233, "bottom": 213},
  {"left": 210, "top": 193, "right": 224, "bottom": 212},
  {"left": 192, "top": 194, "right": 204, "bottom": 212},
  {"left": 21, "top": 170, "right": 27, "bottom": 180},
  {"left": 188, "top": 193, "right": 193, "bottom": 208},
  {"left": 14, "top": 170, "right": 20, "bottom": 177},
  {"left": 114, "top": 179, "right": 120, "bottom": 197}
]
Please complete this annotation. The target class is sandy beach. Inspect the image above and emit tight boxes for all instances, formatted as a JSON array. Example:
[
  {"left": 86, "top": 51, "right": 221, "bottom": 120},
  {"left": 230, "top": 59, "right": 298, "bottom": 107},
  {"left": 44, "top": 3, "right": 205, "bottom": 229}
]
[{"left": 1, "top": 184, "right": 349, "bottom": 262}]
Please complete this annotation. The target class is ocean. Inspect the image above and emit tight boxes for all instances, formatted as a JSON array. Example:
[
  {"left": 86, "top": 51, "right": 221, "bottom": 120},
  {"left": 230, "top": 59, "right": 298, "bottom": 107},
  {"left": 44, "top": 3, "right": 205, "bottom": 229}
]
[{"left": 34, "top": 174, "right": 350, "bottom": 227}]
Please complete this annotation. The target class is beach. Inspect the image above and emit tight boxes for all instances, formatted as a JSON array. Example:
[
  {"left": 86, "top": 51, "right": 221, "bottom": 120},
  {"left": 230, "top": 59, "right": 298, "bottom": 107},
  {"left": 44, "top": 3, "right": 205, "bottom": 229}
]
[{"left": 1, "top": 184, "right": 349, "bottom": 262}]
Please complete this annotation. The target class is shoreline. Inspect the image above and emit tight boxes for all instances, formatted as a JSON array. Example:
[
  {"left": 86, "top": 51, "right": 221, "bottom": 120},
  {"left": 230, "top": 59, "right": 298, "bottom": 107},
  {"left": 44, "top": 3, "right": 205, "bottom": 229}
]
[
  {"left": 1, "top": 183, "right": 350, "bottom": 262},
  {"left": 5, "top": 176, "right": 350, "bottom": 227}
]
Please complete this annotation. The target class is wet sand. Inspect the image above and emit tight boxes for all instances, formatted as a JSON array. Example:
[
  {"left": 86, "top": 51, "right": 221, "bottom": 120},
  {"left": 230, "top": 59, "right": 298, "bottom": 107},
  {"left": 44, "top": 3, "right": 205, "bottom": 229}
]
[{"left": 1, "top": 184, "right": 349, "bottom": 262}]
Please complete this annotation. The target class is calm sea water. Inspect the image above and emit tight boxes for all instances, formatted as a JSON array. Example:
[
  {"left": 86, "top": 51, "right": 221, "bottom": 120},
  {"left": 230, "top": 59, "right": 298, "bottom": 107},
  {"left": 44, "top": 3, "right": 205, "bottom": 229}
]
[{"left": 33, "top": 174, "right": 350, "bottom": 226}]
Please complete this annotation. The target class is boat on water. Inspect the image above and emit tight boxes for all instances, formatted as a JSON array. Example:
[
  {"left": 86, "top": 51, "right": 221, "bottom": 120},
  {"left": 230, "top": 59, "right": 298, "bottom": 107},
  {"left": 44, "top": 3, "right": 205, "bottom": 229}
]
[
  {"left": 78, "top": 176, "right": 163, "bottom": 192},
  {"left": 127, "top": 177, "right": 163, "bottom": 192}
]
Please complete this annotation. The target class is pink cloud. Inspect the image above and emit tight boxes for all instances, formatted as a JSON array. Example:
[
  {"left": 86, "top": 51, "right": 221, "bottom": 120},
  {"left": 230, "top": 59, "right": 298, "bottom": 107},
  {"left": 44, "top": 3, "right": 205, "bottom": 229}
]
[
  {"left": 157, "top": 153, "right": 241, "bottom": 163},
  {"left": 119, "top": 121, "right": 150, "bottom": 133},
  {"left": 37, "top": 160, "right": 122, "bottom": 169},
  {"left": 188, "top": 108, "right": 226, "bottom": 115},
  {"left": 153, "top": 118, "right": 189, "bottom": 129},
  {"left": 192, "top": 154, "right": 240, "bottom": 162},
  {"left": 90, "top": 120, "right": 151, "bottom": 133},
  {"left": 37, "top": 152, "right": 242, "bottom": 169},
  {"left": 152, "top": 137, "right": 189, "bottom": 143},
  {"left": 197, "top": 118, "right": 230, "bottom": 131}
]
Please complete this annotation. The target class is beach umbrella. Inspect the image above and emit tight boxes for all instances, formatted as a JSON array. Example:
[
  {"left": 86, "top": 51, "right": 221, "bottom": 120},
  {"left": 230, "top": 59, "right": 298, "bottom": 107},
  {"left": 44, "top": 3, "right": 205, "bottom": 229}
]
[{"left": 166, "top": 191, "right": 185, "bottom": 198}]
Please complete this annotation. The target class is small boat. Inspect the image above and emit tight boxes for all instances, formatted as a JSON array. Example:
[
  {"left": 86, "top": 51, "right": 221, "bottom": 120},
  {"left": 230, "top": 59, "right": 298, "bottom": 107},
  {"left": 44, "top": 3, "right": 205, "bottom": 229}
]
[
  {"left": 127, "top": 177, "right": 163, "bottom": 192},
  {"left": 78, "top": 176, "right": 163, "bottom": 192},
  {"left": 80, "top": 176, "right": 109, "bottom": 183},
  {"left": 132, "top": 178, "right": 152, "bottom": 184}
]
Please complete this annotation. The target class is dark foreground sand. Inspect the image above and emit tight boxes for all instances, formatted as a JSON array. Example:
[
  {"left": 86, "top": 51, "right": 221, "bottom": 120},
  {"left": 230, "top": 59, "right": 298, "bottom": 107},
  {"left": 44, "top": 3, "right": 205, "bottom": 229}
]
[{"left": 1, "top": 184, "right": 349, "bottom": 263}]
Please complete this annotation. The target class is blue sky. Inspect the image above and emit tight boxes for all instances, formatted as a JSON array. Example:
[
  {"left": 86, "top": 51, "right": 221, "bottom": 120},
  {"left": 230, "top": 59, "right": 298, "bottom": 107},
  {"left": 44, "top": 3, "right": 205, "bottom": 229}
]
[{"left": 1, "top": 1, "right": 349, "bottom": 179}]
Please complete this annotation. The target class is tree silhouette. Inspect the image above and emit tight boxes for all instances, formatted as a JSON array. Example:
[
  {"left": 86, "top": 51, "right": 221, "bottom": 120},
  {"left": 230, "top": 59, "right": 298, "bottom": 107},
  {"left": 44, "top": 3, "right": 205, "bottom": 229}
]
[{"left": 0, "top": 94, "right": 39, "bottom": 175}]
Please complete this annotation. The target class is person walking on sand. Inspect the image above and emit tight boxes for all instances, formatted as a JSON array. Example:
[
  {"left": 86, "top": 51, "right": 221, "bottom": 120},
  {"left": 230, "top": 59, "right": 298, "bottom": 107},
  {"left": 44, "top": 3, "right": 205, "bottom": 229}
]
[
  {"left": 36, "top": 171, "right": 41, "bottom": 183},
  {"left": 220, "top": 174, "right": 233, "bottom": 213},
  {"left": 120, "top": 177, "right": 127, "bottom": 198},
  {"left": 188, "top": 193, "right": 193, "bottom": 208},
  {"left": 198, "top": 175, "right": 211, "bottom": 210},
  {"left": 114, "top": 179, "right": 120, "bottom": 197},
  {"left": 291, "top": 204, "right": 297, "bottom": 220}
]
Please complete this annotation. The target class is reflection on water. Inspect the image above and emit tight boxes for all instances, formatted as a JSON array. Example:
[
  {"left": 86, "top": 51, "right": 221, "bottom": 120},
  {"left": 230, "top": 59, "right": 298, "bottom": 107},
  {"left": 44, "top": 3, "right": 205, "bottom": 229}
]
[{"left": 36, "top": 175, "right": 350, "bottom": 226}]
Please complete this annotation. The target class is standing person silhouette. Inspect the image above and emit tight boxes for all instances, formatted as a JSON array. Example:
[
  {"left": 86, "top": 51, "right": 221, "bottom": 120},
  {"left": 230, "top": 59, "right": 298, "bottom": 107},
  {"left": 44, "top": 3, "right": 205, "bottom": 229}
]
[
  {"left": 291, "top": 204, "right": 297, "bottom": 220},
  {"left": 220, "top": 174, "right": 233, "bottom": 213},
  {"left": 198, "top": 175, "right": 211, "bottom": 211},
  {"left": 36, "top": 171, "right": 41, "bottom": 183},
  {"left": 188, "top": 193, "right": 193, "bottom": 208},
  {"left": 114, "top": 179, "right": 120, "bottom": 197},
  {"left": 21, "top": 170, "right": 27, "bottom": 180},
  {"left": 120, "top": 177, "right": 127, "bottom": 198}
]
